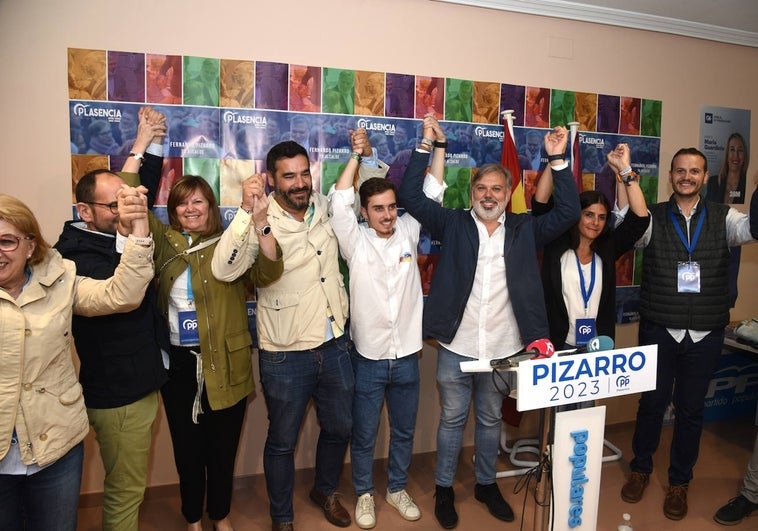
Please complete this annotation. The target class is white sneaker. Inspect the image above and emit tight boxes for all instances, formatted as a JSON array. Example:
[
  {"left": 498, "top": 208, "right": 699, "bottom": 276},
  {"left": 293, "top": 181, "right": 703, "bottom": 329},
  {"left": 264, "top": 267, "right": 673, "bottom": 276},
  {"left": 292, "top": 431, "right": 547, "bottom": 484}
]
[
  {"left": 355, "top": 493, "right": 376, "bottom": 529},
  {"left": 386, "top": 488, "right": 421, "bottom": 521}
]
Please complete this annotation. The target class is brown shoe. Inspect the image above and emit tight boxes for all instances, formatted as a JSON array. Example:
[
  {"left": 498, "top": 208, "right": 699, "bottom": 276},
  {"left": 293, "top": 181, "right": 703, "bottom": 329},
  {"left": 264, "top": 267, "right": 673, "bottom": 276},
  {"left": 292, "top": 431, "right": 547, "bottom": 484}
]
[
  {"left": 664, "top": 484, "right": 688, "bottom": 520},
  {"left": 309, "top": 488, "right": 351, "bottom": 527},
  {"left": 621, "top": 472, "right": 650, "bottom": 503},
  {"left": 272, "top": 523, "right": 294, "bottom": 531}
]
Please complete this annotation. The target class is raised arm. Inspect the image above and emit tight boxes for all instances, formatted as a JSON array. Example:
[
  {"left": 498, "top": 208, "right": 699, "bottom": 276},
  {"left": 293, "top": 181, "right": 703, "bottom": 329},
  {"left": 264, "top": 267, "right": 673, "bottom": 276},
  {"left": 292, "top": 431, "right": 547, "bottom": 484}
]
[
  {"left": 74, "top": 185, "right": 154, "bottom": 316},
  {"left": 244, "top": 173, "right": 278, "bottom": 262},
  {"left": 398, "top": 135, "right": 449, "bottom": 234},
  {"left": 338, "top": 131, "right": 365, "bottom": 191},
  {"left": 531, "top": 165, "right": 554, "bottom": 219},
  {"left": 353, "top": 128, "right": 389, "bottom": 190},
  {"left": 425, "top": 114, "right": 446, "bottom": 188},
  {"left": 212, "top": 174, "right": 283, "bottom": 286},
  {"left": 607, "top": 143, "right": 647, "bottom": 218},
  {"left": 121, "top": 106, "right": 166, "bottom": 175},
  {"left": 326, "top": 132, "right": 365, "bottom": 261},
  {"left": 116, "top": 183, "right": 150, "bottom": 238},
  {"left": 533, "top": 126, "right": 580, "bottom": 245},
  {"left": 120, "top": 106, "right": 166, "bottom": 208}
]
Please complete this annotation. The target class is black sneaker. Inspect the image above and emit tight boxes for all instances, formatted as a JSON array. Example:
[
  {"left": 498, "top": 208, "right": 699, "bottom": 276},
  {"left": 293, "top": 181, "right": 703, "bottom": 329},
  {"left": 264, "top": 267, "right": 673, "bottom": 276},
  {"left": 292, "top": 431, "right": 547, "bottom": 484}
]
[
  {"left": 474, "top": 482, "right": 515, "bottom": 522},
  {"left": 714, "top": 495, "right": 758, "bottom": 526},
  {"left": 434, "top": 485, "right": 458, "bottom": 529}
]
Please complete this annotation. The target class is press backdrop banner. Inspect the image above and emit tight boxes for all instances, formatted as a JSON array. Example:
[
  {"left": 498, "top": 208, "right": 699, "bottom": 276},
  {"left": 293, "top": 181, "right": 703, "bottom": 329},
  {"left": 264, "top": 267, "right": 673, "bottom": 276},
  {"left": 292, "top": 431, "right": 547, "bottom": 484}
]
[{"left": 68, "top": 48, "right": 662, "bottom": 321}]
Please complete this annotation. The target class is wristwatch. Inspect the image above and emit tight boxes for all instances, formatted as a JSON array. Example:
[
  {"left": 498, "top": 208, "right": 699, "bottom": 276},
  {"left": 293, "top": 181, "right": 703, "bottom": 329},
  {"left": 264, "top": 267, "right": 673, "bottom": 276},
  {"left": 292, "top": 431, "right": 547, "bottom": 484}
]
[
  {"left": 616, "top": 171, "right": 640, "bottom": 186},
  {"left": 255, "top": 225, "right": 272, "bottom": 237}
]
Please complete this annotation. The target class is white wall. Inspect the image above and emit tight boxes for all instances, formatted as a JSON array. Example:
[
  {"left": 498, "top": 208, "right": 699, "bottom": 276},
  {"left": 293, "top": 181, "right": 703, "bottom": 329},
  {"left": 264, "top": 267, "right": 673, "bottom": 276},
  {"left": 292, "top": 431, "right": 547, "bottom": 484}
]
[{"left": 2, "top": 0, "right": 757, "bottom": 493}]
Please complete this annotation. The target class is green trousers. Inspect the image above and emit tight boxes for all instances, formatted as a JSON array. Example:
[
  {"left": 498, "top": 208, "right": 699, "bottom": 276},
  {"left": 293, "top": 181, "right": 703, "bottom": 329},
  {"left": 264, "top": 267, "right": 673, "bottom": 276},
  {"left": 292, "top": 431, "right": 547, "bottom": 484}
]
[{"left": 87, "top": 391, "right": 160, "bottom": 531}]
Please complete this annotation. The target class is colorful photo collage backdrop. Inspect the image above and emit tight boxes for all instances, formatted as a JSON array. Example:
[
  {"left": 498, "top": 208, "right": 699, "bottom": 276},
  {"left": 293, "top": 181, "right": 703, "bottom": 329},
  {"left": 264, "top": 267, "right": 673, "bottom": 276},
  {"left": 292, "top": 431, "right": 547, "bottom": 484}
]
[{"left": 68, "top": 48, "right": 661, "bottom": 320}]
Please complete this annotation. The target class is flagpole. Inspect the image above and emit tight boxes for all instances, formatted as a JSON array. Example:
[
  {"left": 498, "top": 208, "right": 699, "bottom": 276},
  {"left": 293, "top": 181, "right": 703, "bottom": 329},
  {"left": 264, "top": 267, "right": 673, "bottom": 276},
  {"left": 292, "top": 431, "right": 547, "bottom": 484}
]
[
  {"left": 501, "top": 109, "right": 515, "bottom": 138},
  {"left": 568, "top": 121, "right": 580, "bottom": 168},
  {"left": 499, "top": 109, "right": 529, "bottom": 213}
]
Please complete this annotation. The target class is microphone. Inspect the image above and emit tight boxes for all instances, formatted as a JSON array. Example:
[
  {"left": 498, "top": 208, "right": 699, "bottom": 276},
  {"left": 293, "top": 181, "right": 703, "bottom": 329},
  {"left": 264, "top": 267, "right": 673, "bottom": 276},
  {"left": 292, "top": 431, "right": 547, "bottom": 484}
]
[
  {"left": 490, "top": 338, "right": 555, "bottom": 368},
  {"left": 558, "top": 335, "right": 614, "bottom": 356}
]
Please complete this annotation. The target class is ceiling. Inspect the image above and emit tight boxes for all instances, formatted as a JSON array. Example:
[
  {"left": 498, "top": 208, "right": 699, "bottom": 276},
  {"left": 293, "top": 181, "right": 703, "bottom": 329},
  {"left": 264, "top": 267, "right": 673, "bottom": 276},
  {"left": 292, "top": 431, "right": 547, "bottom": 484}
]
[{"left": 434, "top": 0, "right": 758, "bottom": 47}]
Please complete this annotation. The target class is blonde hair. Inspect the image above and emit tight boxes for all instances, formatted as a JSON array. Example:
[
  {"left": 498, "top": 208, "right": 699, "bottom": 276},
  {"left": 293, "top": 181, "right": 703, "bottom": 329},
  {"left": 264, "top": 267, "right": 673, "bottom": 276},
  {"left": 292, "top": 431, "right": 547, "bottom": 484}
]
[{"left": 0, "top": 194, "right": 50, "bottom": 265}]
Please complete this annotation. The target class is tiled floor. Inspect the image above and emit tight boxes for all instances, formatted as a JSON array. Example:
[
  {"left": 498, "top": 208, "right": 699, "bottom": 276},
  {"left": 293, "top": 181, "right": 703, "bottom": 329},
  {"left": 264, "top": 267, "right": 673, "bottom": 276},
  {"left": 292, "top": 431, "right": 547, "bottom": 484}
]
[{"left": 78, "top": 418, "right": 758, "bottom": 530}]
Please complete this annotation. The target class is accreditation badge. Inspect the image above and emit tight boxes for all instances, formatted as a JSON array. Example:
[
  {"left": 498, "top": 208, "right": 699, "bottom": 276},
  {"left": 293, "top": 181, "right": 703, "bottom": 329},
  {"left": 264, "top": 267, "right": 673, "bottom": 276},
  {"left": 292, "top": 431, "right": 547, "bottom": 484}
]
[
  {"left": 677, "top": 261, "right": 701, "bottom": 293},
  {"left": 575, "top": 317, "right": 597, "bottom": 346},
  {"left": 178, "top": 310, "right": 200, "bottom": 345}
]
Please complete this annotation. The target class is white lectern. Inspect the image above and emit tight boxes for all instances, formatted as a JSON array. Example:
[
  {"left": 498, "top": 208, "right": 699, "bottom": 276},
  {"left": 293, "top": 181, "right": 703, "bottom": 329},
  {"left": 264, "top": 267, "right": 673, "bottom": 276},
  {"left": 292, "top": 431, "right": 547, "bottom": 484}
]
[{"left": 461, "top": 344, "right": 658, "bottom": 531}]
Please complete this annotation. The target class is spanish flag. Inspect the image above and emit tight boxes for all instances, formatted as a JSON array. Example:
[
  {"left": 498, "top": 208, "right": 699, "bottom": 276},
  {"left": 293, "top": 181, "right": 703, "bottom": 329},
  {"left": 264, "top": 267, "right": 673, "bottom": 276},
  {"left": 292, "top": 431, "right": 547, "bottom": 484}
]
[{"left": 501, "top": 110, "right": 526, "bottom": 213}]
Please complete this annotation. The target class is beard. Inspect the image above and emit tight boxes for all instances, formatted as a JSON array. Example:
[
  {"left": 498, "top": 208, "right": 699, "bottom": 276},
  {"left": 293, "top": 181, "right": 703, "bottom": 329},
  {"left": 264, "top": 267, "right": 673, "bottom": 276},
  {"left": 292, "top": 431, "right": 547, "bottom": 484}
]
[
  {"left": 276, "top": 184, "right": 312, "bottom": 212},
  {"left": 472, "top": 199, "right": 506, "bottom": 221}
]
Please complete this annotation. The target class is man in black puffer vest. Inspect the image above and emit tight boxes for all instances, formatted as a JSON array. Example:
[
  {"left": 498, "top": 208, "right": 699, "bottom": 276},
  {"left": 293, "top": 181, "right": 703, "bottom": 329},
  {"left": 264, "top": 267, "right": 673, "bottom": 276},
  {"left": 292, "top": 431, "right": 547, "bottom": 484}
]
[{"left": 618, "top": 147, "right": 758, "bottom": 522}]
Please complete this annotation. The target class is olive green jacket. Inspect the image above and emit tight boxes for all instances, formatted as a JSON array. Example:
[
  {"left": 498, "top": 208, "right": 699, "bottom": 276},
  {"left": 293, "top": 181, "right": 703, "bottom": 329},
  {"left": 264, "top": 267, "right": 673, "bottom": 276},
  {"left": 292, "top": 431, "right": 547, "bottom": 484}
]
[{"left": 122, "top": 172, "right": 283, "bottom": 409}]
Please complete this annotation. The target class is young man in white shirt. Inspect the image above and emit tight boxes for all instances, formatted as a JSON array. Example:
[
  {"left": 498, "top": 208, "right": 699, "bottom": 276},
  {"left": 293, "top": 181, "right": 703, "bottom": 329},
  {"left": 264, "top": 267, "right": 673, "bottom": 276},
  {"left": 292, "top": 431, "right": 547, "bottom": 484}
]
[{"left": 328, "top": 116, "right": 445, "bottom": 529}]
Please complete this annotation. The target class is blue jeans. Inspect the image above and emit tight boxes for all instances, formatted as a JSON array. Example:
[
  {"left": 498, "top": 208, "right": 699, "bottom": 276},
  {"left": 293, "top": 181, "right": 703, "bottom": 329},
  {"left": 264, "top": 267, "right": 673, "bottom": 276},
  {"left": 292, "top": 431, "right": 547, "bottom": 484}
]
[
  {"left": 630, "top": 319, "right": 724, "bottom": 485},
  {"left": 0, "top": 441, "right": 83, "bottom": 531},
  {"left": 435, "top": 347, "right": 505, "bottom": 487},
  {"left": 350, "top": 351, "right": 420, "bottom": 495},
  {"left": 260, "top": 335, "right": 354, "bottom": 523}
]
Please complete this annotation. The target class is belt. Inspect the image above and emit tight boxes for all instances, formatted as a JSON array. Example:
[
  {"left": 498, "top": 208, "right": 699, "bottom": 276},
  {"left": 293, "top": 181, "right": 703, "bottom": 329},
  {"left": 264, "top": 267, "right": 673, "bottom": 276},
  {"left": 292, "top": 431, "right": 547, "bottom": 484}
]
[{"left": 311, "top": 334, "right": 343, "bottom": 351}]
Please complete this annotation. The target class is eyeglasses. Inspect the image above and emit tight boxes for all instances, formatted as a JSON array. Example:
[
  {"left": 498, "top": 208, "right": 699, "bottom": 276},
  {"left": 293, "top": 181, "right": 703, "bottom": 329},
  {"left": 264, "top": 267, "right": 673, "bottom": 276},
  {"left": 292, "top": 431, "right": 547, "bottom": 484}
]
[
  {"left": 85, "top": 201, "right": 119, "bottom": 214},
  {"left": 0, "top": 233, "right": 34, "bottom": 252}
]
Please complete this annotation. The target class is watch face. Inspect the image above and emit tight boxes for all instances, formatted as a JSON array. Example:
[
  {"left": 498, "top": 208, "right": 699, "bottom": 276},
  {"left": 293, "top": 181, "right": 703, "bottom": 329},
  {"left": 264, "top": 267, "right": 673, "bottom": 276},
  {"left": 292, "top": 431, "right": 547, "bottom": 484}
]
[{"left": 262, "top": 226, "right": 272, "bottom": 236}]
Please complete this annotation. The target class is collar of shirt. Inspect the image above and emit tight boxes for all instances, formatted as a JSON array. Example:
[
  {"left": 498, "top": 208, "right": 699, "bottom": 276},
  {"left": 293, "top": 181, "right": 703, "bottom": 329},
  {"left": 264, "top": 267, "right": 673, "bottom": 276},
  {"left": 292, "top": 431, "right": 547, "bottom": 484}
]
[
  {"left": 469, "top": 207, "right": 506, "bottom": 232},
  {"left": 673, "top": 195, "right": 702, "bottom": 220}
]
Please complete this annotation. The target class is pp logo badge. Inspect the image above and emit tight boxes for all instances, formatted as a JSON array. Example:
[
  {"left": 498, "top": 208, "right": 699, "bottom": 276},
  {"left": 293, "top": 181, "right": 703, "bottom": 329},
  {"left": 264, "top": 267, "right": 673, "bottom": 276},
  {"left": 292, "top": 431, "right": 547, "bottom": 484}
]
[
  {"left": 578, "top": 324, "right": 594, "bottom": 336},
  {"left": 182, "top": 319, "right": 198, "bottom": 331}
]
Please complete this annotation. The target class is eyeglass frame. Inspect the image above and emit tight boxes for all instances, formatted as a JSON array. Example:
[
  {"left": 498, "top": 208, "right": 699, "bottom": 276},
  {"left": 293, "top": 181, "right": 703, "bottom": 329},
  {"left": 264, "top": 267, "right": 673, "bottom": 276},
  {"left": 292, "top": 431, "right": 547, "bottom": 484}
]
[
  {"left": 84, "top": 201, "right": 119, "bottom": 214},
  {"left": 0, "top": 233, "right": 35, "bottom": 252}
]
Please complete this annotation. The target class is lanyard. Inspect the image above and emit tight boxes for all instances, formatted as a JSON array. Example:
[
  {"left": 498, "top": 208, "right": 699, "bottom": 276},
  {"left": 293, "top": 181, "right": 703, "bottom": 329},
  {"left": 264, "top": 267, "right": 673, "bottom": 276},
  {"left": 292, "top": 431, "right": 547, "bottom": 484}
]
[
  {"left": 183, "top": 234, "right": 195, "bottom": 303},
  {"left": 574, "top": 250, "right": 596, "bottom": 314},
  {"left": 668, "top": 203, "right": 706, "bottom": 261}
]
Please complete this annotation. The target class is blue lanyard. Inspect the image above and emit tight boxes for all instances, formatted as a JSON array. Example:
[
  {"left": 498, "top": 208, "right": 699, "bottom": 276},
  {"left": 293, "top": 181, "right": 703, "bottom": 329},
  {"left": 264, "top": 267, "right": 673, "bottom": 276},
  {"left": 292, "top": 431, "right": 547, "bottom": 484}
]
[
  {"left": 668, "top": 202, "right": 706, "bottom": 261},
  {"left": 183, "top": 234, "right": 194, "bottom": 303},
  {"left": 573, "top": 250, "right": 596, "bottom": 313}
]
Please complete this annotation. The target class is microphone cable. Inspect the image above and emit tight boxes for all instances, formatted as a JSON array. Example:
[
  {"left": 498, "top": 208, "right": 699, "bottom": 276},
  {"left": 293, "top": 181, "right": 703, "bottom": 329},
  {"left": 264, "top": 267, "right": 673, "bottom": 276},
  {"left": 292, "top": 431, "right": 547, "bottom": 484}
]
[
  {"left": 491, "top": 366, "right": 512, "bottom": 398},
  {"left": 511, "top": 447, "right": 554, "bottom": 531}
]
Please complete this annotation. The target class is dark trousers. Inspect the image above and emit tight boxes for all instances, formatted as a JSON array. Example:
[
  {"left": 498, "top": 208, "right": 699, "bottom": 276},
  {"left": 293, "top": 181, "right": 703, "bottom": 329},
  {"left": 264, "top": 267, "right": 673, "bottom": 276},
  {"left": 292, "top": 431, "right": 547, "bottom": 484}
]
[
  {"left": 630, "top": 319, "right": 724, "bottom": 485},
  {"left": 162, "top": 346, "right": 247, "bottom": 523}
]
